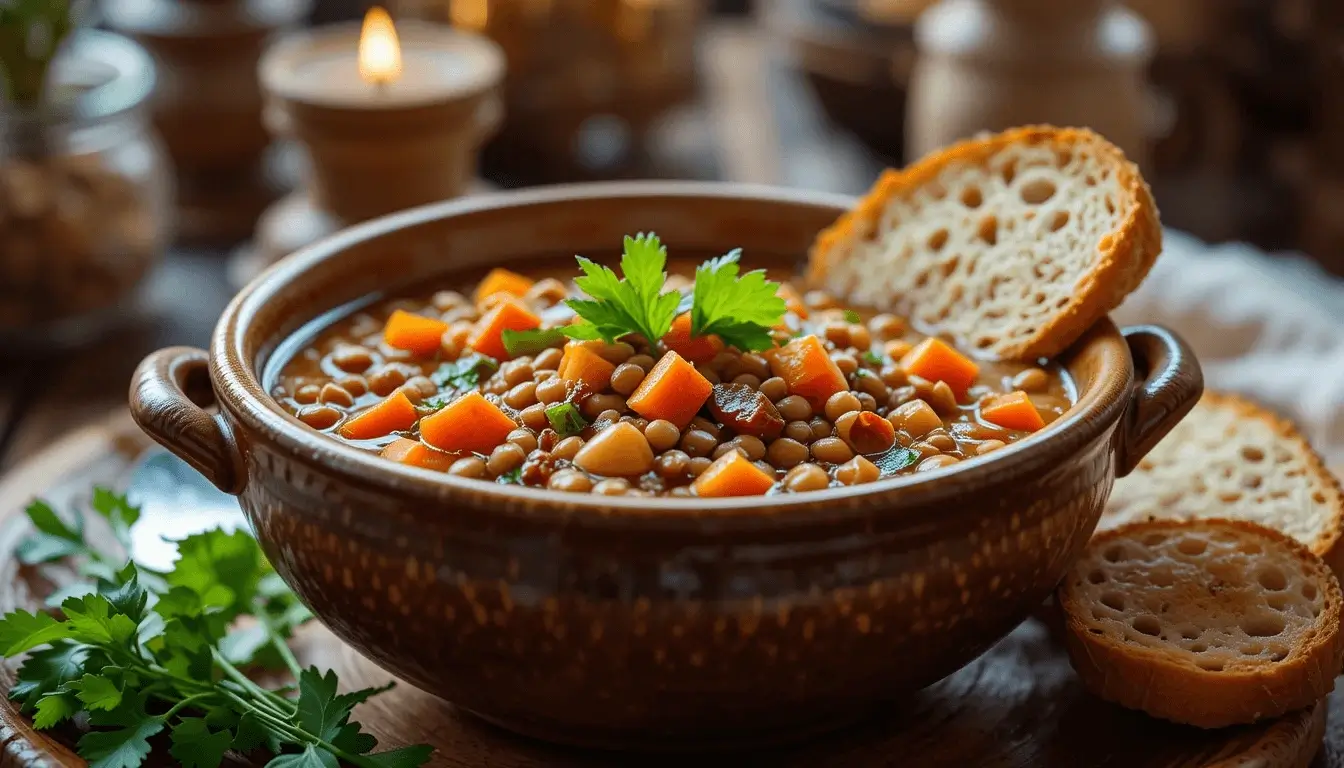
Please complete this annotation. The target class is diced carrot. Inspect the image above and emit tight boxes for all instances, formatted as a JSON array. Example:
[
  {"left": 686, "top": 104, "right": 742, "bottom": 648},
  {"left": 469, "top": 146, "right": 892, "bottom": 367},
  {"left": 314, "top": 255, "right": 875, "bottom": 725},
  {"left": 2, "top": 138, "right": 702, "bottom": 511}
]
[
  {"left": 693, "top": 450, "right": 775, "bottom": 497},
  {"left": 558, "top": 342, "right": 617, "bottom": 393},
  {"left": 900, "top": 337, "right": 980, "bottom": 396},
  {"left": 765, "top": 334, "right": 847, "bottom": 411},
  {"left": 383, "top": 309, "right": 449, "bottom": 357},
  {"left": 468, "top": 299, "right": 541, "bottom": 360},
  {"left": 420, "top": 392, "right": 517, "bottom": 454},
  {"left": 337, "top": 391, "right": 418, "bottom": 440},
  {"left": 777, "top": 283, "right": 809, "bottom": 320},
  {"left": 627, "top": 351, "right": 713, "bottom": 429},
  {"left": 661, "top": 313, "right": 724, "bottom": 363},
  {"left": 474, "top": 268, "right": 534, "bottom": 306},
  {"left": 380, "top": 438, "right": 459, "bottom": 471},
  {"left": 980, "top": 391, "right": 1046, "bottom": 432}
]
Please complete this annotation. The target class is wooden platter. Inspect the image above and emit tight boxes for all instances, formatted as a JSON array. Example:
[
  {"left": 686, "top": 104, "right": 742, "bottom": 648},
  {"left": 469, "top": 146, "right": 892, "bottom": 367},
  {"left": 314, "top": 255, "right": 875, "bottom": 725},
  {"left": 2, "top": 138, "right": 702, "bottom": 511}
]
[{"left": 0, "top": 412, "right": 1339, "bottom": 766}]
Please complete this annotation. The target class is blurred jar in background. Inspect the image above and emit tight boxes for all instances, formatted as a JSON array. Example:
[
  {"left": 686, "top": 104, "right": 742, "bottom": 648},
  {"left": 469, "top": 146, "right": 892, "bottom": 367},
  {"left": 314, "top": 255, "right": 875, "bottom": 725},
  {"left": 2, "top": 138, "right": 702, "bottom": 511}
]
[
  {"left": 0, "top": 32, "right": 171, "bottom": 349},
  {"left": 393, "top": 0, "right": 706, "bottom": 184}
]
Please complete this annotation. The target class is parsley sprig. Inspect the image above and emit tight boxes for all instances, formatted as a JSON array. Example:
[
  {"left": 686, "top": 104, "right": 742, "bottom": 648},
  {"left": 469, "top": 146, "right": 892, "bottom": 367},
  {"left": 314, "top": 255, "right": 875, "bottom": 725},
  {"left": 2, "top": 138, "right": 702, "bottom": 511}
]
[
  {"left": 562, "top": 233, "right": 681, "bottom": 345},
  {"left": 1, "top": 490, "right": 432, "bottom": 768},
  {"left": 690, "top": 250, "right": 788, "bottom": 352}
]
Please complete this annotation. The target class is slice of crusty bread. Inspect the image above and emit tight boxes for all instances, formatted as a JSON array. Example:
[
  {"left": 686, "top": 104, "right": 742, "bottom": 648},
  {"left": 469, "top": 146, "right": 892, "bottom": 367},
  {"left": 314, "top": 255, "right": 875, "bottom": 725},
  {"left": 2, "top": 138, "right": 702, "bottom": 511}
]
[
  {"left": 1101, "top": 392, "right": 1344, "bottom": 577},
  {"left": 1059, "top": 518, "right": 1343, "bottom": 728},
  {"left": 806, "top": 125, "right": 1161, "bottom": 361}
]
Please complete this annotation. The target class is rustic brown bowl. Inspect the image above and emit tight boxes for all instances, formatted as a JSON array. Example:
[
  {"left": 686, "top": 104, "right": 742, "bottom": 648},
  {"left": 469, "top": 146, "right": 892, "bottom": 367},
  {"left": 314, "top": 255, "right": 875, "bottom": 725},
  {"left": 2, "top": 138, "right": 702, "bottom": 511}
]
[{"left": 129, "top": 182, "right": 1202, "bottom": 751}]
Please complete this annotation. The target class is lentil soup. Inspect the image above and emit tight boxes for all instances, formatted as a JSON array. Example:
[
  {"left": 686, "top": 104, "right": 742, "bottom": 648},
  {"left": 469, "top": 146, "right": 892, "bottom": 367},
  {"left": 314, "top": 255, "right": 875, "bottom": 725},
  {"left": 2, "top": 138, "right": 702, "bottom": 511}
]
[{"left": 271, "top": 236, "right": 1072, "bottom": 498}]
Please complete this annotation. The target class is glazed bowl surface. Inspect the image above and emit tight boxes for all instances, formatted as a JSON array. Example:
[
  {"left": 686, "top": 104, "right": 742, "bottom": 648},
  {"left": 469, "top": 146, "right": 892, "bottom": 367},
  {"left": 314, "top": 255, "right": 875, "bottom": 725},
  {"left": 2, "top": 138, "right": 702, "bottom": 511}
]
[{"left": 130, "top": 182, "right": 1202, "bottom": 750}]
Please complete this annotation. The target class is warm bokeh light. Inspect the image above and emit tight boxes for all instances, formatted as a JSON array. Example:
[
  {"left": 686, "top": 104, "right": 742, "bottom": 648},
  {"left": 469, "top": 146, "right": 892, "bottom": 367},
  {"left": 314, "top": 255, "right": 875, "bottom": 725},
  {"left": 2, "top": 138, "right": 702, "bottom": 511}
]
[
  {"left": 450, "top": 0, "right": 488, "bottom": 32},
  {"left": 359, "top": 6, "right": 402, "bottom": 86}
]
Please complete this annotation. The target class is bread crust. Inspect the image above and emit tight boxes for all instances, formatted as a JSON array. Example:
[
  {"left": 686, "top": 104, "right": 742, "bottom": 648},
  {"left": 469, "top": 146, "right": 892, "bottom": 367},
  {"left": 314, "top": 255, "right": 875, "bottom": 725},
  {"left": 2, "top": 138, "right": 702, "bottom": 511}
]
[
  {"left": 1059, "top": 519, "right": 1344, "bottom": 729},
  {"left": 1103, "top": 391, "right": 1344, "bottom": 578},
  {"left": 807, "top": 125, "right": 1162, "bottom": 361}
]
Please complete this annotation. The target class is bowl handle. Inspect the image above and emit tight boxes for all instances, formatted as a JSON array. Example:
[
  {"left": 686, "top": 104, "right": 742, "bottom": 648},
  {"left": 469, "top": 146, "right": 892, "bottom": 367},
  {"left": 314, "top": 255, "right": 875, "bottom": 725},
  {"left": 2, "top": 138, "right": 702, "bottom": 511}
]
[
  {"left": 129, "top": 347, "right": 246, "bottom": 495},
  {"left": 1114, "top": 325, "right": 1204, "bottom": 478}
]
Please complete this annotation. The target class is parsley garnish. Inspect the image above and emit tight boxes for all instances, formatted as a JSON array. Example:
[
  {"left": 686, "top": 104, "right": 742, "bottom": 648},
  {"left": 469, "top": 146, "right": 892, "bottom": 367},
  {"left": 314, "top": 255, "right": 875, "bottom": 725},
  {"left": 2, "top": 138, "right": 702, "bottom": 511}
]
[
  {"left": 690, "top": 249, "right": 788, "bottom": 352},
  {"left": 862, "top": 350, "right": 884, "bottom": 366},
  {"left": 843, "top": 309, "right": 862, "bottom": 324},
  {"left": 431, "top": 353, "right": 498, "bottom": 390},
  {"left": 1, "top": 489, "right": 433, "bottom": 768},
  {"left": 501, "top": 327, "right": 567, "bottom": 358},
  {"left": 496, "top": 468, "right": 524, "bottom": 485},
  {"left": 545, "top": 402, "right": 588, "bottom": 437},
  {"left": 562, "top": 233, "right": 681, "bottom": 345}
]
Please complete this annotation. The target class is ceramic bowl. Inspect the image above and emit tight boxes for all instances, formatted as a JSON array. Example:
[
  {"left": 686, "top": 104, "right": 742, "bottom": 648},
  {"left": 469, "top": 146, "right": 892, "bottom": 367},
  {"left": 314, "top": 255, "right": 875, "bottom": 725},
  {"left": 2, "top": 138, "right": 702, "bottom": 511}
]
[{"left": 129, "top": 182, "right": 1202, "bottom": 750}]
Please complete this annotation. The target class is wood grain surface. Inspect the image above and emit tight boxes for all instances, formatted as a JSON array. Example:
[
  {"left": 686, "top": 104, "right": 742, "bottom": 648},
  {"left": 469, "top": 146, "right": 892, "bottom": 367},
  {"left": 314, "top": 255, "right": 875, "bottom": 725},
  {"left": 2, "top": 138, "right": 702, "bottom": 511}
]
[{"left": 0, "top": 412, "right": 1335, "bottom": 767}]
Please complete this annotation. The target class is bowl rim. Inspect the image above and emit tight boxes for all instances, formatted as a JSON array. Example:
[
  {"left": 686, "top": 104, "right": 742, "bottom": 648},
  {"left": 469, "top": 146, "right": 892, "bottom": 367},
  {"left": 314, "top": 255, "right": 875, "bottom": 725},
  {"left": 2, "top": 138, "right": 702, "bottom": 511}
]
[{"left": 214, "top": 180, "right": 1133, "bottom": 527}]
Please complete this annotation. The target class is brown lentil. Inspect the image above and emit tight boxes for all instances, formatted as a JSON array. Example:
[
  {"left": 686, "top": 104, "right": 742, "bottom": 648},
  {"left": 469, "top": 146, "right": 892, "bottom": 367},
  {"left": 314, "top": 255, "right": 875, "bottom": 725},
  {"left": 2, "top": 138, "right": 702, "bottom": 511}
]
[
  {"left": 1012, "top": 367, "right": 1049, "bottom": 392},
  {"left": 853, "top": 372, "right": 889, "bottom": 401},
  {"left": 504, "top": 382, "right": 539, "bottom": 409},
  {"left": 503, "top": 361, "right": 535, "bottom": 387},
  {"left": 928, "top": 381, "right": 959, "bottom": 414},
  {"left": 681, "top": 429, "right": 718, "bottom": 458},
  {"left": 767, "top": 438, "right": 809, "bottom": 469},
  {"left": 926, "top": 433, "right": 957, "bottom": 452},
  {"left": 644, "top": 419, "right": 681, "bottom": 452},
  {"left": 656, "top": 450, "right": 690, "bottom": 477},
  {"left": 298, "top": 405, "right": 341, "bottom": 430},
  {"left": 535, "top": 378, "right": 568, "bottom": 404},
  {"left": 534, "top": 347, "right": 564, "bottom": 370},
  {"left": 784, "top": 420, "right": 813, "bottom": 444},
  {"left": 977, "top": 439, "right": 1007, "bottom": 455},
  {"left": 869, "top": 313, "right": 905, "bottom": 340},
  {"left": 552, "top": 436, "right": 585, "bottom": 461},
  {"left": 598, "top": 341, "right": 635, "bottom": 364},
  {"left": 785, "top": 463, "right": 830, "bottom": 492},
  {"left": 582, "top": 394, "right": 627, "bottom": 419},
  {"left": 889, "top": 400, "right": 942, "bottom": 438},
  {"left": 689, "top": 417, "right": 721, "bottom": 438},
  {"left": 777, "top": 395, "right": 812, "bottom": 421},
  {"left": 367, "top": 365, "right": 408, "bottom": 397},
  {"left": 760, "top": 376, "right": 788, "bottom": 402},
  {"left": 318, "top": 383, "right": 355, "bottom": 408},
  {"left": 918, "top": 455, "right": 961, "bottom": 472},
  {"left": 335, "top": 375, "right": 368, "bottom": 397},
  {"left": 627, "top": 354, "right": 657, "bottom": 372},
  {"left": 330, "top": 345, "right": 375, "bottom": 373},
  {"left": 519, "top": 404, "right": 549, "bottom": 431},
  {"left": 687, "top": 457, "right": 713, "bottom": 476},
  {"left": 835, "top": 456, "right": 880, "bottom": 485},
  {"left": 695, "top": 364, "right": 721, "bottom": 385},
  {"left": 593, "top": 478, "right": 631, "bottom": 495},
  {"left": 730, "top": 435, "right": 767, "bottom": 461},
  {"left": 507, "top": 428, "right": 539, "bottom": 454},
  {"left": 294, "top": 384, "right": 321, "bottom": 405},
  {"left": 609, "top": 363, "right": 645, "bottom": 396},
  {"left": 487, "top": 443, "right": 527, "bottom": 475},
  {"left": 808, "top": 417, "right": 832, "bottom": 441},
  {"left": 811, "top": 437, "right": 853, "bottom": 465},
  {"left": 527, "top": 278, "right": 568, "bottom": 306},
  {"left": 449, "top": 457, "right": 487, "bottom": 478},
  {"left": 731, "top": 373, "right": 762, "bottom": 389},
  {"left": 832, "top": 353, "right": 859, "bottom": 377}
]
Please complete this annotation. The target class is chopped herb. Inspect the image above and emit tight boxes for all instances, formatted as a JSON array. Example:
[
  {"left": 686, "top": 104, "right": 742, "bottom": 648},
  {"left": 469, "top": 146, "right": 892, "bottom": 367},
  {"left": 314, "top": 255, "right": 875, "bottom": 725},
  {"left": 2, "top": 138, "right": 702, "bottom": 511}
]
[
  {"left": 496, "top": 468, "right": 524, "bottom": 485},
  {"left": 431, "top": 353, "right": 498, "bottom": 391},
  {"left": 417, "top": 396, "right": 449, "bottom": 415},
  {"left": 690, "top": 250, "right": 788, "bottom": 352},
  {"left": 545, "top": 402, "right": 588, "bottom": 437},
  {"left": 874, "top": 446, "right": 921, "bottom": 475},
  {"left": 844, "top": 309, "right": 862, "bottom": 324},
  {"left": 862, "top": 350, "right": 884, "bottom": 366},
  {"left": 562, "top": 233, "right": 681, "bottom": 345},
  {"left": 1, "top": 487, "right": 432, "bottom": 767},
  {"left": 501, "top": 327, "right": 567, "bottom": 358}
]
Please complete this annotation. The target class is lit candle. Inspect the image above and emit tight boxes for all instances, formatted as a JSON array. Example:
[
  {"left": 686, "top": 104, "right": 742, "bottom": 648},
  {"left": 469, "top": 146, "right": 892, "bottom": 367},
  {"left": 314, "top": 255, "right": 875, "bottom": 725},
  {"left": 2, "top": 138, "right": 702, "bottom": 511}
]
[{"left": 251, "top": 8, "right": 505, "bottom": 265}]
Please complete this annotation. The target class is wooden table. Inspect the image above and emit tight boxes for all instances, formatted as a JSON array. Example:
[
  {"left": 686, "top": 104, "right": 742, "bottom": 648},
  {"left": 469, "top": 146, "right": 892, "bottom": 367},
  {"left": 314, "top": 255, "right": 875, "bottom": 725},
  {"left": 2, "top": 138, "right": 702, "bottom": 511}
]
[{"left": 0, "top": 20, "right": 882, "bottom": 471}]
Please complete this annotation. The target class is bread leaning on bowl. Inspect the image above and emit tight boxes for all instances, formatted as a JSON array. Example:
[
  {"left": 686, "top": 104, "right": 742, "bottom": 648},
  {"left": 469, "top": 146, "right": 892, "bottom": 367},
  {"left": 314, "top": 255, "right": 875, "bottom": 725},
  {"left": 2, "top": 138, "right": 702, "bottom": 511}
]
[
  {"left": 807, "top": 125, "right": 1161, "bottom": 361},
  {"left": 1101, "top": 393, "right": 1344, "bottom": 577},
  {"left": 1059, "top": 518, "right": 1344, "bottom": 728}
]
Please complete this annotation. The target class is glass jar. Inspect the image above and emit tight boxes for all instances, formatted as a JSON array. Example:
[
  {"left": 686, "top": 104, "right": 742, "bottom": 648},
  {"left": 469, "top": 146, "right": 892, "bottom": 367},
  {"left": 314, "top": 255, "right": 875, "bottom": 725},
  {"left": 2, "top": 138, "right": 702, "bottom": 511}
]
[{"left": 0, "top": 30, "right": 171, "bottom": 349}]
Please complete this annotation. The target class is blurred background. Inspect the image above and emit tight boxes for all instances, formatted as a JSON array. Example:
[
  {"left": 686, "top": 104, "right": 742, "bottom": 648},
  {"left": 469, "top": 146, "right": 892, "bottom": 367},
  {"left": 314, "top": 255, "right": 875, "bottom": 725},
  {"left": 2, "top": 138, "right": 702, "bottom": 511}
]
[{"left": 3, "top": 0, "right": 1344, "bottom": 469}]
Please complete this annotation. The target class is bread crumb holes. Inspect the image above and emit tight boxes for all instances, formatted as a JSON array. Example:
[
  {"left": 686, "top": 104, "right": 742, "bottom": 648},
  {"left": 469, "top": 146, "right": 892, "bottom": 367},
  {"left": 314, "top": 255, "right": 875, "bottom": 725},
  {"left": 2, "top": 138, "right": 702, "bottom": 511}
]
[
  {"left": 1087, "top": 569, "right": 1106, "bottom": 584},
  {"left": 961, "top": 186, "right": 983, "bottom": 209},
  {"left": 1241, "top": 446, "right": 1264, "bottom": 462},
  {"left": 1049, "top": 210, "right": 1070, "bottom": 232},
  {"left": 1020, "top": 178, "right": 1057, "bottom": 204},
  {"left": 1302, "top": 582, "right": 1317, "bottom": 600},
  {"left": 1196, "top": 659, "right": 1224, "bottom": 672},
  {"left": 1100, "top": 591, "right": 1125, "bottom": 611},
  {"left": 1176, "top": 537, "right": 1207, "bottom": 556},
  {"left": 1179, "top": 627, "right": 1199, "bottom": 640},
  {"left": 1131, "top": 615, "right": 1161, "bottom": 636},
  {"left": 1242, "top": 615, "right": 1285, "bottom": 638},
  {"left": 1256, "top": 566, "right": 1287, "bottom": 591},
  {"left": 977, "top": 216, "right": 997, "bottom": 245}
]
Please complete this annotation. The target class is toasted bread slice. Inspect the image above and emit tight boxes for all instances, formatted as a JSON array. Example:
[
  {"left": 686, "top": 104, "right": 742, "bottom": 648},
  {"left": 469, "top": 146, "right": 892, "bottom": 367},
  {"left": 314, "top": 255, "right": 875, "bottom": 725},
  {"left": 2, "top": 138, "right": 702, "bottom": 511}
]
[
  {"left": 1101, "top": 392, "right": 1344, "bottom": 576},
  {"left": 806, "top": 125, "right": 1161, "bottom": 361},
  {"left": 1059, "top": 519, "right": 1343, "bottom": 728}
]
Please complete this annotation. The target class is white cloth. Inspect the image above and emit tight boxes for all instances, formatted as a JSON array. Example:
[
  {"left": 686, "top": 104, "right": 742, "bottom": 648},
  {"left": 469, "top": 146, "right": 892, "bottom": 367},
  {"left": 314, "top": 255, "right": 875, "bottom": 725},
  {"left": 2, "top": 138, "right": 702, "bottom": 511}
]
[{"left": 1111, "top": 230, "right": 1344, "bottom": 473}]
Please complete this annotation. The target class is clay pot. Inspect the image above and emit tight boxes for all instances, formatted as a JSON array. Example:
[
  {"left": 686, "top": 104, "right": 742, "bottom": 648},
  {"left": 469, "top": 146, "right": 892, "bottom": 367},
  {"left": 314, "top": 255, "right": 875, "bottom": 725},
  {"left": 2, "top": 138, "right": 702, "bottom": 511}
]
[{"left": 130, "top": 182, "right": 1201, "bottom": 750}]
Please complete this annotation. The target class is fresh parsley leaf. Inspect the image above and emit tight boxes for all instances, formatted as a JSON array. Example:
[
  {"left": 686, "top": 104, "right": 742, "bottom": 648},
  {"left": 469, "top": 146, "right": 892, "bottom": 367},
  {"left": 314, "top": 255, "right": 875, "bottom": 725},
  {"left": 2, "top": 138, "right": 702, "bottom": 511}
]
[
  {"left": 545, "top": 402, "right": 587, "bottom": 437},
  {"left": 61, "top": 594, "right": 138, "bottom": 646},
  {"left": 166, "top": 529, "right": 263, "bottom": 622},
  {"left": 690, "top": 250, "right": 787, "bottom": 352},
  {"left": 297, "top": 667, "right": 345, "bottom": 741},
  {"left": 101, "top": 563, "right": 148, "bottom": 623},
  {"left": 0, "top": 609, "right": 70, "bottom": 655},
  {"left": 431, "top": 353, "right": 498, "bottom": 391},
  {"left": 843, "top": 309, "right": 862, "bottom": 324},
  {"left": 170, "top": 717, "right": 234, "bottom": 768},
  {"left": 563, "top": 233, "right": 680, "bottom": 345},
  {"left": 232, "top": 710, "right": 272, "bottom": 753},
  {"left": 501, "top": 327, "right": 567, "bottom": 357},
  {"left": 68, "top": 673, "right": 123, "bottom": 711},
  {"left": 367, "top": 745, "right": 438, "bottom": 768},
  {"left": 23, "top": 499, "right": 81, "bottom": 541},
  {"left": 862, "top": 350, "right": 884, "bottom": 366},
  {"left": 10, "top": 642, "right": 88, "bottom": 709},
  {"left": 265, "top": 744, "right": 337, "bottom": 768},
  {"left": 80, "top": 693, "right": 165, "bottom": 768},
  {"left": 32, "top": 692, "right": 78, "bottom": 728},
  {"left": 16, "top": 499, "right": 85, "bottom": 565},
  {"left": 496, "top": 467, "right": 523, "bottom": 485}
]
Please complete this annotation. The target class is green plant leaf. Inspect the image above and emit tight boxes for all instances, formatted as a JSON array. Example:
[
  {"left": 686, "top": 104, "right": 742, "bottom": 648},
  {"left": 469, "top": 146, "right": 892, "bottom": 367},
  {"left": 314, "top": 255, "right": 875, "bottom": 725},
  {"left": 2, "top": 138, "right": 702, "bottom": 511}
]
[
  {"left": 563, "top": 234, "right": 679, "bottom": 345},
  {"left": 544, "top": 402, "right": 588, "bottom": 437},
  {"left": 79, "top": 693, "right": 165, "bottom": 768},
  {"left": 0, "top": 609, "right": 69, "bottom": 655},
  {"left": 68, "top": 673, "right": 123, "bottom": 711},
  {"left": 690, "top": 250, "right": 787, "bottom": 352},
  {"left": 170, "top": 718, "right": 234, "bottom": 768},
  {"left": 10, "top": 642, "right": 88, "bottom": 709},
  {"left": 430, "top": 354, "right": 498, "bottom": 392},
  {"left": 366, "top": 745, "right": 436, "bottom": 768},
  {"left": 61, "top": 595, "right": 137, "bottom": 646},
  {"left": 264, "top": 745, "right": 338, "bottom": 768},
  {"left": 90, "top": 489, "right": 140, "bottom": 552},
  {"left": 501, "top": 327, "right": 567, "bottom": 358},
  {"left": 32, "top": 692, "right": 78, "bottom": 728}
]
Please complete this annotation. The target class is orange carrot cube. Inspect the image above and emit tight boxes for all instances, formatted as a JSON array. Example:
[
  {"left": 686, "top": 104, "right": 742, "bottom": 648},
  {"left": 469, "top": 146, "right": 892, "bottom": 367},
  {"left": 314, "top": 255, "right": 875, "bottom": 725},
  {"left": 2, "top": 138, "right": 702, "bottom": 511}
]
[
  {"left": 693, "top": 450, "right": 775, "bottom": 497},
  {"left": 468, "top": 299, "right": 541, "bottom": 360},
  {"left": 626, "top": 351, "right": 713, "bottom": 428},
  {"left": 474, "top": 268, "right": 534, "bottom": 306},
  {"left": 661, "top": 313, "right": 724, "bottom": 364},
  {"left": 383, "top": 310, "right": 449, "bottom": 357},
  {"left": 558, "top": 342, "right": 617, "bottom": 393},
  {"left": 980, "top": 391, "right": 1046, "bottom": 432},
  {"left": 420, "top": 392, "right": 517, "bottom": 454},
  {"left": 777, "top": 283, "right": 809, "bottom": 320},
  {"left": 338, "top": 391, "right": 418, "bottom": 440},
  {"left": 900, "top": 338, "right": 980, "bottom": 396},
  {"left": 380, "top": 438, "right": 459, "bottom": 471},
  {"left": 765, "top": 334, "right": 848, "bottom": 411}
]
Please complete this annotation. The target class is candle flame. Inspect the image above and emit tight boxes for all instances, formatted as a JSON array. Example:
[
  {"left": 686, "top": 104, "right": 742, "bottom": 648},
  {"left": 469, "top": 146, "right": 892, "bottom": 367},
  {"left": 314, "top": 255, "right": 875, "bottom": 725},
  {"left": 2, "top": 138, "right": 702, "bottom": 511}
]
[{"left": 359, "top": 7, "right": 402, "bottom": 86}]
